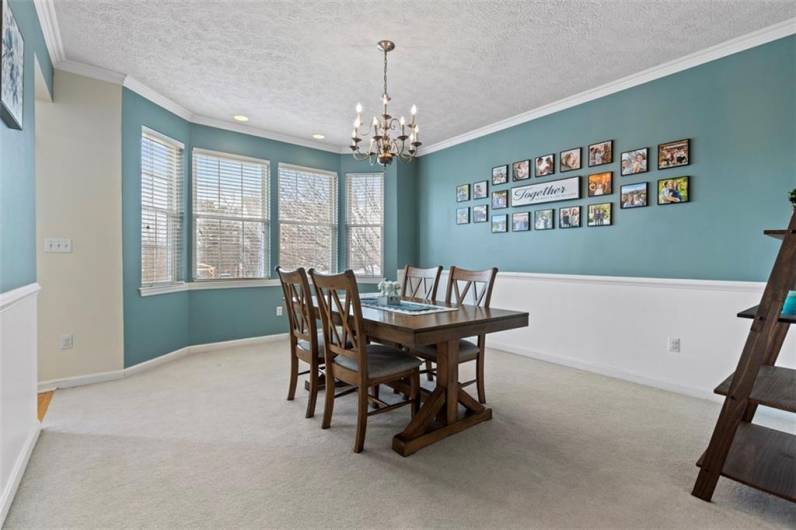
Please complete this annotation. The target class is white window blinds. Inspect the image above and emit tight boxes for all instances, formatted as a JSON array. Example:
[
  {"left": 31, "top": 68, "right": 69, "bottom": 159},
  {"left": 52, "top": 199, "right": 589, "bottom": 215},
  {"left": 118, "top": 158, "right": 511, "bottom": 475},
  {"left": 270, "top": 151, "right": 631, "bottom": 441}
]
[
  {"left": 193, "top": 149, "right": 270, "bottom": 280},
  {"left": 141, "top": 128, "right": 184, "bottom": 286},
  {"left": 346, "top": 173, "right": 384, "bottom": 277},
  {"left": 278, "top": 163, "right": 338, "bottom": 272}
]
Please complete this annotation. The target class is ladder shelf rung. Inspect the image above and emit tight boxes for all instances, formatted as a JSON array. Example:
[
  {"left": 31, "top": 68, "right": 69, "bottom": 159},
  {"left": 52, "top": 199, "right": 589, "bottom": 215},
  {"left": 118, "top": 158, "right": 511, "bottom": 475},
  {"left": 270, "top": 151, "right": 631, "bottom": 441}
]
[
  {"left": 714, "top": 366, "right": 796, "bottom": 413},
  {"left": 737, "top": 305, "right": 796, "bottom": 324}
]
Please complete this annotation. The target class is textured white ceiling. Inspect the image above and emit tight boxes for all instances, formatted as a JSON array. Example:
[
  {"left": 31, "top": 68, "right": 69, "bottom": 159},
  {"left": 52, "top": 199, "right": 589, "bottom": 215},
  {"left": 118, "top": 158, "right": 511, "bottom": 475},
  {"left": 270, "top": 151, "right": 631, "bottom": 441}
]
[{"left": 54, "top": 0, "right": 795, "bottom": 149}]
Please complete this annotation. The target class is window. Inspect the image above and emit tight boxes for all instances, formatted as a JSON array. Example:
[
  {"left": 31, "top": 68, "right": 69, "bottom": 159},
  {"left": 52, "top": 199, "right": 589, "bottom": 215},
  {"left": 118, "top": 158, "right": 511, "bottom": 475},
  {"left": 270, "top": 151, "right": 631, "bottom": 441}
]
[
  {"left": 346, "top": 173, "right": 384, "bottom": 277},
  {"left": 192, "top": 149, "right": 270, "bottom": 280},
  {"left": 141, "top": 128, "right": 184, "bottom": 286},
  {"left": 278, "top": 164, "right": 338, "bottom": 272}
]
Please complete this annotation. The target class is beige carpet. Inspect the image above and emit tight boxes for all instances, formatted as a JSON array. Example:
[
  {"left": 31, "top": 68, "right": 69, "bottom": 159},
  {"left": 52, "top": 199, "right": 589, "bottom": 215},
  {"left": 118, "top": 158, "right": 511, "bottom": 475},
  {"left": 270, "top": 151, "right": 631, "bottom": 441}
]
[{"left": 5, "top": 341, "right": 795, "bottom": 529}]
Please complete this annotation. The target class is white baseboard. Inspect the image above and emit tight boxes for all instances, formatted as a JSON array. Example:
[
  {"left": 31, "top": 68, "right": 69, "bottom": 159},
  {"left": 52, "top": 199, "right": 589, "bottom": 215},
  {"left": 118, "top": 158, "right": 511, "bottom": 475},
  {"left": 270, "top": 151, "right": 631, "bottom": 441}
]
[
  {"left": 0, "top": 426, "right": 40, "bottom": 527},
  {"left": 38, "top": 333, "right": 289, "bottom": 392}
]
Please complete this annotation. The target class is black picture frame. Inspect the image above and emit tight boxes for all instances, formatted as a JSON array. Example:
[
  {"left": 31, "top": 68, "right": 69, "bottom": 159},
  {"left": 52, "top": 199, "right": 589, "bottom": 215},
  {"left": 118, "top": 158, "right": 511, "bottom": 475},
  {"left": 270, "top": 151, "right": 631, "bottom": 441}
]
[
  {"left": 473, "top": 180, "right": 489, "bottom": 199},
  {"left": 1, "top": 0, "right": 25, "bottom": 131},
  {"left": 559, "top": 147, "right": 581, "bottom": 172},
  {"left": 559, "top": 206, "right": 581, "bottom": 229},
  {"left": 587, "top": 202, "right": 613, "bottom": 227},
  {"left": 620, "top": 147, "right": 649, "bottom": 176},
  {"left": 511, "top": 212, "right": 530, "bottom": 232},
  {"left": 456, "top": 207, "right": 470, "bottom": 225},
  {"left": 535, "top": 154, "right": 555, "bottom": 177},
  {"left": 512, "top": 159, "right": 531, "bottom": 181},
  {"left": 657, "top": 139, "right": 690, "bottom": 170},
  {"left": 456, "top": 183, "right": 470, "bottom": 202},
  {"left": 492, "top": 164, "right": 509, "bottom": 185},
  {"left": 492, "top": 190, "right": 508, "bottom": 210},
  {"left": 588, "top": 140, "right": 613, "bottom": 167},
  {"left": 620, "top": 182, "right": 648, "bottom": 209},
  {"left": 491, "top": 214, "right": 508, "bottom": 233},
  {"left": 587, "top": 171, "right": 613, "bottom": 197},
  {"left": 657, "top": 176, "right": 690, "bottom": 205},
  {"left": 473, "top": 204, "right": 488, "bottom": 223},
  {"left": 534, "top": 209, "right": 555, "bottom": 230}
]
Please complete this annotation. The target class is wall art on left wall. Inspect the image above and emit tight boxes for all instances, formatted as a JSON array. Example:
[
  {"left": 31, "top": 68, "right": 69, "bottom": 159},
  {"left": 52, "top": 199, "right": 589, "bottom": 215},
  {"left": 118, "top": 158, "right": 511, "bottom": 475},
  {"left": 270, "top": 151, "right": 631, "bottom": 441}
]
[{"left": 1, "top": 0, "right": 24, "bottom": 130}]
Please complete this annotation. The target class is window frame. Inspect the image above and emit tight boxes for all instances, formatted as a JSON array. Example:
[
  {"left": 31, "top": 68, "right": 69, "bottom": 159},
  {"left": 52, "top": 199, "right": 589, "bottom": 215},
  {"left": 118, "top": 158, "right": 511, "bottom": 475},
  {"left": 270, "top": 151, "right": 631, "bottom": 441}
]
[
  {"left": 191, "top": 148, "right": 271, "bottom": 282},
  {"left": 140, "top": 126, "right": 185, "bottom": 288},
  {"left": 345, "top": 172, "right": 385, "bottom": 279},
  {"left": 277, "top": 162, "right": 339, "bottom": 274}
]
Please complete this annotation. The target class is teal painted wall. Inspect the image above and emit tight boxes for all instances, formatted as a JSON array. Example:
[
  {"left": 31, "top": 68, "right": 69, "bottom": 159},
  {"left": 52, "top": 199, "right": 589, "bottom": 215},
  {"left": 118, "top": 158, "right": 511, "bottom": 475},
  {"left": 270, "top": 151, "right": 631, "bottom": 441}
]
[
  {"left": 416, "top": 36, "right": 796, "bottom": 282},
  {"left": 0, "top": 0, "right": 53, "bottom": 293}
]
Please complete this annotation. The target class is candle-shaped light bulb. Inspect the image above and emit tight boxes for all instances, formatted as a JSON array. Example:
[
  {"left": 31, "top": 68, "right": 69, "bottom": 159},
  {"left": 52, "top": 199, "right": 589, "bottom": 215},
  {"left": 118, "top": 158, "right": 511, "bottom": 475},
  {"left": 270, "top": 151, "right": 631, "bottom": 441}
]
[
  {"left": 400, "top": 116, "right": 406, "bottom": 126},
  {"left": 382, "top": 94, "right": 389, "bottom": 106},
  {"left": 410, "top": 104, "right": 417, "bottom": 116},
  {"left": 355, "top": 103, "right": 362, "bottom": 114},
  {"left": 372, "top": 116, "right": 379, "bottom": 127},
  {"left": 354, "top": 117, "right": 361, "bottom": 129},
  {"left": 351, "top": 129, "right": 356, "bottom": 138}
]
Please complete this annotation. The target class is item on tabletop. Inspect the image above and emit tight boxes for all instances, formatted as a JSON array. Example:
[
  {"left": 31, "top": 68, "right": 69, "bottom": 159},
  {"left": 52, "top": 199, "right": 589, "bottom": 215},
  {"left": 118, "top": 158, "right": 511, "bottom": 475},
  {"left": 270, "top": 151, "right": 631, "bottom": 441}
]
[
  {"left": 559, "top": 206, "right": 581, "bottom": 228},
  {"left": 492, "top": 164, "right": 509, "bottom": 185},
  {"left": 472, "top": 204, "right": 488, "bottom": 223},
  {"left": 473, "top": 180, "right": 489, "bottom": 199},
  {"left": 657, "top": 176, "right": 690, "bottom": 204},
  {"left": 587, "top": 171, "right": 613, "bottom": 197},
  {"left": 492, "top": 189, "right": 508, "bottom": 209},
  {"left": 560, "top": 147, "right": 581, "bottom": 172},
  {"left": 1, "top": 0, "right": 24, "bottom": 130},
  {"left": 588, "top": 140, "right": 613, "bottom": 166},
  {"left": 620, "top": 147, "right": 648, "bottom": 176},
  {"left": 620, "top": 182, "right": 648, "bottom": 209},
  {"left": 510, "top": 175, "right": 580, "bottom": 206},
  {"left": 492, "top": 214, "right": 508, "bottom": 233},
  {"left": 456, "top": 183, "right": 470, "bottom": 202},
  {"left": 534, "top": 209, "right": 554, "bottom": 230},
  {"left": 377, "top": 279, "right": 401, "bottom": 305},
  {"left": 512, "top": 159, "right": 530, "bottom": 181},
  {"left": 783, "top": 291, "right": 796, "bottom": 316},
  {"left": 658, "top": 139, "right": 690, "bottom": 169},
  {"left": 587, "top": 203, "right": 612, "bottom": 226},
  {"left": 535, "top": 154, "right": 555, "bottom": 177},
  {"left": 512, "top": 212, "right": 530, "bottom": 232},
  {"left": 456, "top": 207, "right": 470, "bottom": 225}
]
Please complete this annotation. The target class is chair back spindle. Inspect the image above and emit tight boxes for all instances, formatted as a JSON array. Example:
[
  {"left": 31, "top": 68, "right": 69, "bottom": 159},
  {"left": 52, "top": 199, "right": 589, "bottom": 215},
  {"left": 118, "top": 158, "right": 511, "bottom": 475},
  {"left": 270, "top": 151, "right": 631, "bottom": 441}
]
[
  {"left": 445, "top": 266, "right": 498, "bottom": 308},
  {"left": 275, "top": 266, "right": 317, "bottom": 347},
  {"left": 402, "top": 265, "right": 443, "bottom": 301}
]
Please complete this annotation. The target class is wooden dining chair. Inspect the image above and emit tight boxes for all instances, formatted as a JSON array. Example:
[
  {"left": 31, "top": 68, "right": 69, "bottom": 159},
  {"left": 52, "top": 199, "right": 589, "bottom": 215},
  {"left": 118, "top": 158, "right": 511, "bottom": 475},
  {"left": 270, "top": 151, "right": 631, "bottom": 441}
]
[
  {"left": 413, "top": 266, "right": 498, "bottom": 403},
  {"left": 309, "top": 269, "right": 421, "bottom": 453},
  {"left": 276, "top": 266, "right": 325, "bottom": 419},
  {"left": 402, "top": 265, "right": 443, "bottom": 380}
]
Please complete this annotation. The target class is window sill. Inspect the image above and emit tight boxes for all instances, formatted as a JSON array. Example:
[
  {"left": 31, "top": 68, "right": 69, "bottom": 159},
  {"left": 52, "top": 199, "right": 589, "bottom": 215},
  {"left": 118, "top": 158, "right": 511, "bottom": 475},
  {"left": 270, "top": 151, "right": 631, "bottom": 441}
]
[
  {"left": 139, "top": 279, "right": 281, "bottom": 297},
  {"left": 356, "top": 276, "right": 384, "bottom": 284}
]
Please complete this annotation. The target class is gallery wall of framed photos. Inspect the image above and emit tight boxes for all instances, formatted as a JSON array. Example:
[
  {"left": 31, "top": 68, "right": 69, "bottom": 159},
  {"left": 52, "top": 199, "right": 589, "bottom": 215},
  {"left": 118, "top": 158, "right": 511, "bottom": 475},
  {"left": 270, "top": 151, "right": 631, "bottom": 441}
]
[{"left": 416, "top": 35, "right": 795, "bottom": 281}]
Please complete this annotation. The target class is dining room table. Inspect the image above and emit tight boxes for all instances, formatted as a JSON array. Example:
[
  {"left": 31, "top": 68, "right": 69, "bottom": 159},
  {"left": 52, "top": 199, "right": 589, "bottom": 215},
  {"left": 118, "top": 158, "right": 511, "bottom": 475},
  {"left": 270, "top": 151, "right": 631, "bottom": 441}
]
[{"left": 316, "top": 293, "right": 529, "bottom": 456}]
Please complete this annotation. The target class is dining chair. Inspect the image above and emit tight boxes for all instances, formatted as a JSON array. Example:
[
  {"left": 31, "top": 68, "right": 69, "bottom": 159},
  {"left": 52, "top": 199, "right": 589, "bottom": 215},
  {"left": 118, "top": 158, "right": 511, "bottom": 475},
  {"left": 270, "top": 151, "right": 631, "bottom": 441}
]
[
  {"left": 402, "top": 265, "right": 443, "bottom": 380},
  {"left": 413, "top": 266, "right": 498, "bottom": 403},
  {"left": 276, "top": 266, "right": 325, "bottom": 419},
  {"left": 309, "top": 269, "right": 421, "bottom": 453}
]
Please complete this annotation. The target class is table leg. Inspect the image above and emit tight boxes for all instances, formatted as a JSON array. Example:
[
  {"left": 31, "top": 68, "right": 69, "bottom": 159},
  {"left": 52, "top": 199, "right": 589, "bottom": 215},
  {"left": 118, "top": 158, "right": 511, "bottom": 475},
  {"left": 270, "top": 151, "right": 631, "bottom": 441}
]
[{"left": 437, "top": 339, "right": 460, "bottom": 424}]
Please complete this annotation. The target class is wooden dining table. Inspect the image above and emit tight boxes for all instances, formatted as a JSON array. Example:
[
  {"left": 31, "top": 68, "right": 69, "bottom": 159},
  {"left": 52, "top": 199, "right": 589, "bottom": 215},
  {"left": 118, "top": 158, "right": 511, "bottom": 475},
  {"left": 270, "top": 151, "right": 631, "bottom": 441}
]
[{"left": 318, "top": 295, "right": 529, "bottom": 456}]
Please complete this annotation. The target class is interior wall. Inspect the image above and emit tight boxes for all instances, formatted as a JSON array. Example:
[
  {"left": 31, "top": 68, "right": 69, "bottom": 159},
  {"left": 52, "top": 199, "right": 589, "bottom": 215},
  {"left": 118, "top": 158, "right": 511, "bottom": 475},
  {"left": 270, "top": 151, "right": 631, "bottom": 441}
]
[{"left": 36, "top": 70, "right": 124, "bottom": 384}]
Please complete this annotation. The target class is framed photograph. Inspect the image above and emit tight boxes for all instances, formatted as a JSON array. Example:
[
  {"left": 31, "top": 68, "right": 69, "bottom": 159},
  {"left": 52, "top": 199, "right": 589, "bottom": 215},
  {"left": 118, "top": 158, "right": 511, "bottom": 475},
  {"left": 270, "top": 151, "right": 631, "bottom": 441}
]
[
  {"left": 456, "top": 207, "right": 470, "bottom": 225},
  {"left": 587, "top": 171, "right": 613, "bottom": 197},
  {"left": 473, "top": 204, "right": 488, "bottom": 223},
  {"left": 456, "top": 183, "right": 470, "bottom": 202},
  {"left": 512, "top": 160, "right": 530, "bottom": 181},
  {"left": 560, "top": 147, "right": 581, "bottom": 172},
  {"left": 657, "top": 176, "right": 690, "bottom": 205},
  {"left": 588, "top": 140, "right": 613, "bottom": 167},
  {"left": 491, "top": 214, "right": 508, "bottom": 233},
  {"left": 559, "top": 206, "right": 581, "bottom": 229},
  {"left": 492, "top": 164, "right": 509, "bottom": 185},
  {"left": 512, "top": 212, "right": 530, "bottom": 232},
  {"left": 473, "top": 180, "right": 489, "bottom": 199},
  {"left": 492, "top": 189, "right": 508, "bottom": 209},
  {"left": 534, "top": 209, "right": 554, "bottom": 230},
  {"left": 620, "top": 182, "right": 648, "bottom": 209},
  {"left": 587, "top": 203, "right": 612, "bottom": 227},
  {"left": 511, "top": 176, "right": 581, "bottom": 207},
  {"left": 620, "top": 147, "right": 648, "bottom": 176},
  {"left": 658, "top": 139, "right": 690, "bottom": 169},
  {"left": 535, "top": 154, "right": 555, "bottom": 177},
  {"left": 1, "top": 0, "right": 25, "bottom": 130}
]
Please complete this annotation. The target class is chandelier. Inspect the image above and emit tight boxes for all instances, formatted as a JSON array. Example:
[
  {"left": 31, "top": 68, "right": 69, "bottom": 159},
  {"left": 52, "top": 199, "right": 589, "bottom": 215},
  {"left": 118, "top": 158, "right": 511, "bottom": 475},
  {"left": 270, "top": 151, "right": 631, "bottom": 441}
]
[{"left": 350, "top": 40, "right": 421, "bottom": 166}]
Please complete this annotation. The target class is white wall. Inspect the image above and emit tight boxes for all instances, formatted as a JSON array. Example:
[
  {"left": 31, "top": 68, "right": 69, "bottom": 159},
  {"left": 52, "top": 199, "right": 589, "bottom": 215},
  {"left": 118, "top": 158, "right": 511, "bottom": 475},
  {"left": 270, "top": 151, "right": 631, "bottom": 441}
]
[
  {"left": 0, "top": 285, "right": 40, "bottom": 524},
  {"left": 35, "top": 70, "right": 124, "bottom": 386}
]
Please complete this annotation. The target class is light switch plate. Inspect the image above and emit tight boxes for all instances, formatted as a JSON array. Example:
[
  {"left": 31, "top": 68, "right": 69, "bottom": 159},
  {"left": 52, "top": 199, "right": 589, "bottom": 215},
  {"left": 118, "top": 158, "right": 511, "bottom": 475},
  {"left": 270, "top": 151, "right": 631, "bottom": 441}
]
[{"left": 44, "top": 238, "right": 72, "bottom": 253}]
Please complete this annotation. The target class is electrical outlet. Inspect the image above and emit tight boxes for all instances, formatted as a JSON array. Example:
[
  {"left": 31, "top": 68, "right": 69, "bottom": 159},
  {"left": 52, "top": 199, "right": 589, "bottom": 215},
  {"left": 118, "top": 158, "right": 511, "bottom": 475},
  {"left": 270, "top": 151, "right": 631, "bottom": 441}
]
[
  {"left": 276, "top": 306, "right": 283, "bottom": 316},
  {"left": 44, "top": 238, "right": 72, "bottom": 253},
  {"left": 668, "top": 337, "right": 681, "bottom": 353},
  {"left": 60, "top": 334, "right": 74, "bottom": 351}
]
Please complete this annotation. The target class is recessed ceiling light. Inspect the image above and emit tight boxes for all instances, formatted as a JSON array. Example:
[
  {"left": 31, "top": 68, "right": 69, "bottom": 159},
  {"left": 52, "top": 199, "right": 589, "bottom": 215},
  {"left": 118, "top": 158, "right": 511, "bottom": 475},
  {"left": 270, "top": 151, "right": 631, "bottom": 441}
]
[
  {"left": 233, "top": 115, "right": 249, "bottom": 122},
  {"left": 312, "top": 134, "right": 326, "bottom": 140}
]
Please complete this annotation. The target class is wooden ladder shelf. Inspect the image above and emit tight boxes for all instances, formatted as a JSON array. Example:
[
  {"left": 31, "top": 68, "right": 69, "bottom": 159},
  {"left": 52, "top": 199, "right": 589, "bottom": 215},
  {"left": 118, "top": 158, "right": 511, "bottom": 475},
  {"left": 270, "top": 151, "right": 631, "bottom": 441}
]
[{"left": 692, "top": 211, "right": 796, "bottom": 503}]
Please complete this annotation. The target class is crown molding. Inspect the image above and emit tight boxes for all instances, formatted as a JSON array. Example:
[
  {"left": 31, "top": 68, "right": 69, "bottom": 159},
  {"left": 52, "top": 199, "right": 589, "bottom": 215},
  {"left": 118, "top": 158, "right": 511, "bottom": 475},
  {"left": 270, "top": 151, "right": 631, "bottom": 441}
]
[
  {"left": 122, "top": 76, "right": 193, "bottom": 121},
  {"left": 417, "top": 18, "right": 796, "bottom": 156},
  {"left": 33, "top": 0, "right": 65, "bottom": 63},
  {"left": 57, "top": 59, "right": 126, "bottom": 85}
]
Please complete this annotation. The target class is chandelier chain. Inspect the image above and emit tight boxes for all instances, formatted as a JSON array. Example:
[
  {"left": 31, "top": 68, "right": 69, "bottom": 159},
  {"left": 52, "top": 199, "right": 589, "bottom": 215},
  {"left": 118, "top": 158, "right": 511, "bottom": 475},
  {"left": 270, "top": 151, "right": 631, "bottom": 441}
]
[{"left": 383, "top": 49, "right": 388, "bottom": 98}]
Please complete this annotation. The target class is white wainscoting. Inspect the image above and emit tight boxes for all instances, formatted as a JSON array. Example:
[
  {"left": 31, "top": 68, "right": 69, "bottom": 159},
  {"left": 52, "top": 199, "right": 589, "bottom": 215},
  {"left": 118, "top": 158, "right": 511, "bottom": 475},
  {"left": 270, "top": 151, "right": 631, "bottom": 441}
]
[
  {"left": 407, "top": 270, "right": 796, "bottom": 432},
  {"left": 0, "top": 283, "right": 41, "bottom": 526}
]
